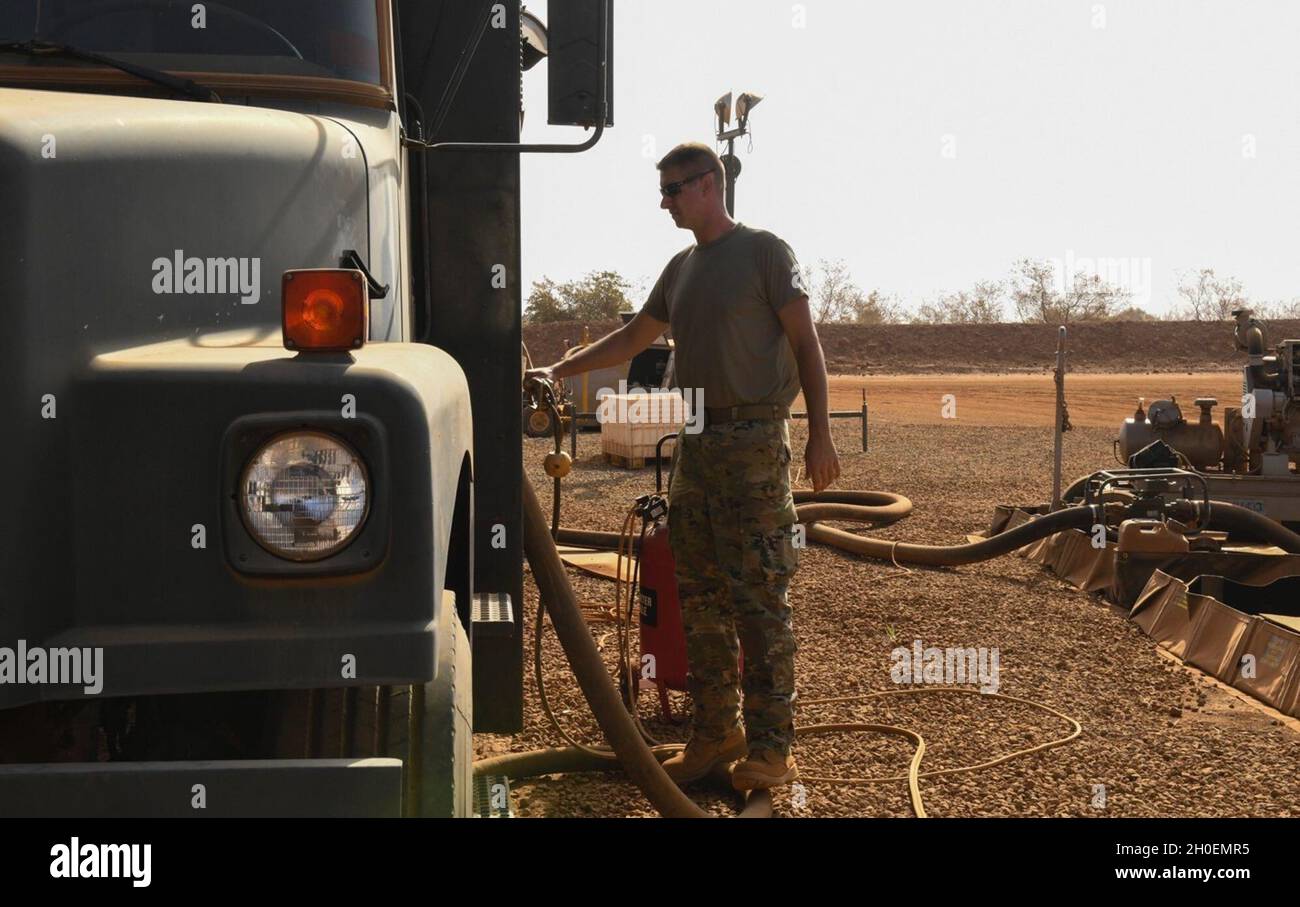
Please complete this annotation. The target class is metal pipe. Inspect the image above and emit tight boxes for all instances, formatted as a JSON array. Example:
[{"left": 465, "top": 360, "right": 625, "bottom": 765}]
[
  {"left": 862, "top": 389, "right": 869, "bottom": 453},
  {"left": 581, "top": 326, "right": 591, "bottom": 412},
  {"left": 790, "top": 411, "right": 864, "bottom": 419},
  {"left": 724, "top": 135, "right": 736, "bottom": 216},
  {"left": 1052, "top": 326, "right": 1067, "bottom": 512},
  {"left": 408, "top": 0, "right": 611, "bottom": 156}
]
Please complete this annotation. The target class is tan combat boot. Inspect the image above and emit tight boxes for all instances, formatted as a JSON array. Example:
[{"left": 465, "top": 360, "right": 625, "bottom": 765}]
[
  {"left": 731, "top": 749, "right": 799, "bottom": 791},
  {"left": 661, "top": 727, "right": 748, "bottom": 785}
]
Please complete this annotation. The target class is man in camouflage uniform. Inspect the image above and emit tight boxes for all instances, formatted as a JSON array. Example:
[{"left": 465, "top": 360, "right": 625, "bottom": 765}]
[
  {"left": 666, "top": 418, "right": 804, "bottom": 787},
  {"left": 527, "top": 142, "right": 839, "bottom": 791}
]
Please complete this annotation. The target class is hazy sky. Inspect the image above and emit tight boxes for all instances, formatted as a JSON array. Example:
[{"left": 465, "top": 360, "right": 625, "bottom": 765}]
[{"left": 519, "top": 0, "right": 1300, "bottom": 317}]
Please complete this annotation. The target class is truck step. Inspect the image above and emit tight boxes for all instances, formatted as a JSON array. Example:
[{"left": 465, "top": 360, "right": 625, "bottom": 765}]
[
  {"left": 471, "top": 592, "right": 514, "bottom": 638},
  {"left": 473, "top": 774, "right": 515, "bottom": 818}
]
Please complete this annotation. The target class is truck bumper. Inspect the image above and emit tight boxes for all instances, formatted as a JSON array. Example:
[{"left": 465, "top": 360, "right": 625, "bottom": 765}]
[{"left": 0, "top": 758, "right": 402, "bottom": 817}]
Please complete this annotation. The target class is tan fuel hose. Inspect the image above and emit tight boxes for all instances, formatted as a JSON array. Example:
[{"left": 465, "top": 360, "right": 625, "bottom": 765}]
[
  {"left": 804, "top": 502, "right": 1119, "bottom": 566},
  {"left": 555, "top": 489, "right": 914, "bottom": 554},
  {"left": 557, "top": 493, "right": 1125, "bottom": 568}
]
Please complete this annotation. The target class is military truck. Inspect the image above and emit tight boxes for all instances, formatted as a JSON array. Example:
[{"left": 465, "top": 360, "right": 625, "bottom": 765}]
[{"left": 0, "top": 0, "right": 611, "bottom": 818}]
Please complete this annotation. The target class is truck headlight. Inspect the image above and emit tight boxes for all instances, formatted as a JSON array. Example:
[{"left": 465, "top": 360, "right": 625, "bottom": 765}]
[{"left": 240, "top": 431, "right": 370, "bottom": 561}]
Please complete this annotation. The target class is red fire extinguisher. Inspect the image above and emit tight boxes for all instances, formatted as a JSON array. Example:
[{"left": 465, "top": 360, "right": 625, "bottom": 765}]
[{"left": 637, "top": 521, "right": 689, "bottom": 699}]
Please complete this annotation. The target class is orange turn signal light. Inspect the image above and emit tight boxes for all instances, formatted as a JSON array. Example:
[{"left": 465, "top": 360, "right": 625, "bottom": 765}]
[{"left": 282, "top": 269, "right": 368, "bottom": 352}]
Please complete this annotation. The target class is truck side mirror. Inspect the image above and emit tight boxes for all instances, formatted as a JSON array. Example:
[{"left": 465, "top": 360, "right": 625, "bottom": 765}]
[{"left": 547, "top": 0, "right": 613, "bottom": 128}]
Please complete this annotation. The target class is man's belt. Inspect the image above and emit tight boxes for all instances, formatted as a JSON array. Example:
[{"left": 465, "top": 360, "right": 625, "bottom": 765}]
[{"left": 702, "top": 404, "right": 791, "bottom": 426}]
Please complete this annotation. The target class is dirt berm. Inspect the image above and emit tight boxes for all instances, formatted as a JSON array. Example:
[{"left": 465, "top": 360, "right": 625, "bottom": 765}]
[{"left": 525, "top": 319, "right": 1300, "bottom": 375}]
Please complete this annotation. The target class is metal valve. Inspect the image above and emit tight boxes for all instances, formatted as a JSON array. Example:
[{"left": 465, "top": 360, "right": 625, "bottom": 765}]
[{"left": 635, "top": 493, "right": 669, "bottom": 523}]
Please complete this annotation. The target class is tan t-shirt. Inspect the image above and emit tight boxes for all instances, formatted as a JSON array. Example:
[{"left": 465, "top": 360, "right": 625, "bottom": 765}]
[{"left": 643, "top": 223, "right": 804, "bottom": 410}]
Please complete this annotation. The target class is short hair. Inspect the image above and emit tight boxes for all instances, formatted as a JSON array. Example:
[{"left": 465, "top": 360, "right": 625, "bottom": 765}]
[{"left": 657, "top": 142, "right": 725, "bottom": 195}]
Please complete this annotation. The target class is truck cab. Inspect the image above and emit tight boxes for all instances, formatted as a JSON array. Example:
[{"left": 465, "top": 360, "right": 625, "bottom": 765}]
[{"left": 0, "top": 0, "right": 609, "bottom": 817}]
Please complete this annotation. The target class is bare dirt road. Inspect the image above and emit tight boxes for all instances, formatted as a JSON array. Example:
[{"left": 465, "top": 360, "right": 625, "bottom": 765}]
[{"left": 809, "top": 372, "right": 1241, "bottom": 428}]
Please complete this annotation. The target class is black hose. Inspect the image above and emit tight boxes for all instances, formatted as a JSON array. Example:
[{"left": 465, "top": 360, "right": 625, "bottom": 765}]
[
  {"left": 1196, "top": 501, "right": 1300, "bottom": 552},
  {"left": 807, "top": 504, "right": 1109, "bottom": 567}
]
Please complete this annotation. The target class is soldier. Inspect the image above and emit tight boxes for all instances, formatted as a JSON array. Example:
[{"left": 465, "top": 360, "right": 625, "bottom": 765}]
[{"left": 527, "top": 142, "right": 839, "bottom": 791}]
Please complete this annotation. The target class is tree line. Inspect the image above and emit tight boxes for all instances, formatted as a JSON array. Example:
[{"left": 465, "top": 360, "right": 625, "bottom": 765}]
[{"left": 524, "top": 261, "right": 1300, "bottom": 326}]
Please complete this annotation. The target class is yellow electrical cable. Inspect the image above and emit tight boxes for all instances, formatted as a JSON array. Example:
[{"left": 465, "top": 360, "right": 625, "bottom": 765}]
[{"left": 794, "top": 688, "right": 1083, "bottom": 818}]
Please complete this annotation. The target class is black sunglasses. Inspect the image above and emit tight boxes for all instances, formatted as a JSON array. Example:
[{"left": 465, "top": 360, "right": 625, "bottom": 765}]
[{"left": 660, "top": 171, "right": 714, "bottom": 198}]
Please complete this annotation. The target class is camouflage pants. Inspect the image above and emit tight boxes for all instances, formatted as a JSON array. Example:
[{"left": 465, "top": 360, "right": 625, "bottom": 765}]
[{"left": 668, "top": 419, "right": 800, "bottom": 756}]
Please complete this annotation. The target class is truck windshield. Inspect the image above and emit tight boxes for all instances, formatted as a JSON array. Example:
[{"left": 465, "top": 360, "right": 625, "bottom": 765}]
[{"left": 2, "top": 0, "right": 382, "bottom": 84}]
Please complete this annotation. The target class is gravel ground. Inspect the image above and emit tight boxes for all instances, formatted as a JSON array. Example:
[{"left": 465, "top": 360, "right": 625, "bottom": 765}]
[{"left": 476, "top": 415, "right": 1300, "bottom": 818}]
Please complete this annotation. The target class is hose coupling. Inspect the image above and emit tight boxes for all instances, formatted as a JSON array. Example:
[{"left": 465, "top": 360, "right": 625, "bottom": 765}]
[{"left": 1163, "top": 498, "right": 1197, "bottom": 525}]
